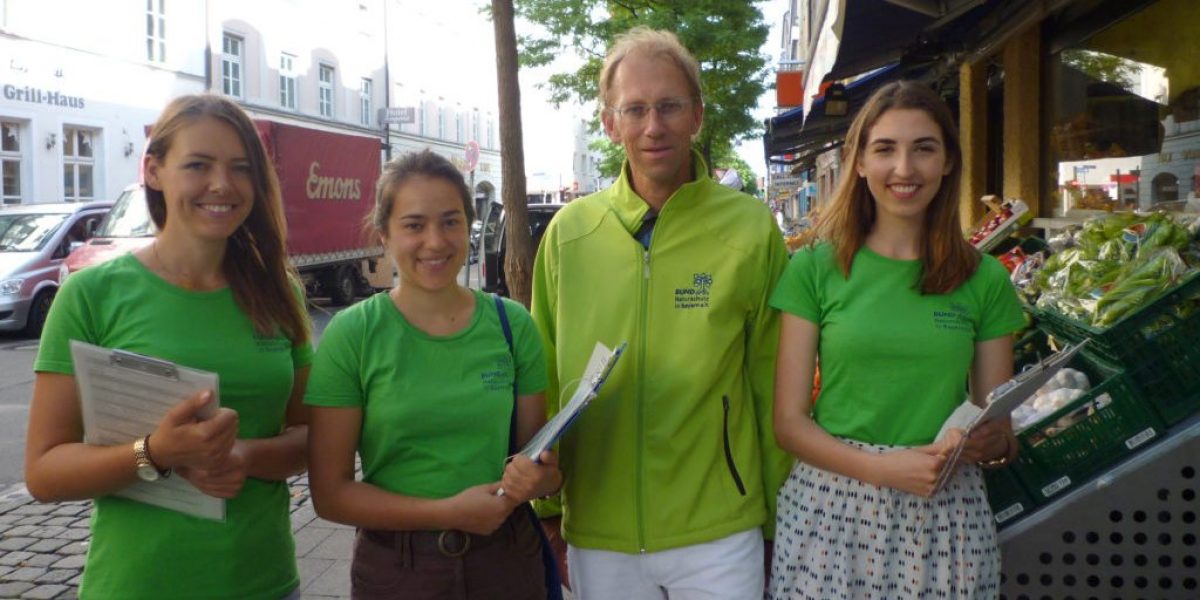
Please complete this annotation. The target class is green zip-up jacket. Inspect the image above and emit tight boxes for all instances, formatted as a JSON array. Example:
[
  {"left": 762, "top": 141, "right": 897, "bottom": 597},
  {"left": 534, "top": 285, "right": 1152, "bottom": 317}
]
[{"left": 530, "top": 155, "right": 791, "bottom": 553}]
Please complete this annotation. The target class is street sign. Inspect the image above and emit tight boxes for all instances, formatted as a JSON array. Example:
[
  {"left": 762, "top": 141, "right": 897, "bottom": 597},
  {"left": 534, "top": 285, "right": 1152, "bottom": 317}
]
[
  {"left": 464, "top": 140, "right": 480, "bottom": 172},
  {"left": 379, "top": 107, "right": 415, "bottom": 125}
]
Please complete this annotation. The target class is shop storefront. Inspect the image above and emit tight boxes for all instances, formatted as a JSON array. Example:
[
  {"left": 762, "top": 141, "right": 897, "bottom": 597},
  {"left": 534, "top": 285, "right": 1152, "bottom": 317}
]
[{"left": 0, "top": 37, "right": 203, "bottom": 205}]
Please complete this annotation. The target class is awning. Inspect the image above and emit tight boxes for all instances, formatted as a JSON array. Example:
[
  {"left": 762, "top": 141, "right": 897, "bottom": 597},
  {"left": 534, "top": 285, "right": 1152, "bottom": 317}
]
[{"left": 766, "top": 63, "right": 926, "bottom": 164}]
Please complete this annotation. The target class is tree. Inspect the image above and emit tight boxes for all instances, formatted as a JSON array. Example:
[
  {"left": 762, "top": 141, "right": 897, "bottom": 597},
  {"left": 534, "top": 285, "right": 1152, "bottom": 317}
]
[
  {"left": 492, "top": 0, "right": 535, "bottom": 307},
  {"left": 1062, "top": 49, "right": 1141, "bottom": 92},
  {"left": 515, "top": 0, "right": 771, "bottom": 171}
]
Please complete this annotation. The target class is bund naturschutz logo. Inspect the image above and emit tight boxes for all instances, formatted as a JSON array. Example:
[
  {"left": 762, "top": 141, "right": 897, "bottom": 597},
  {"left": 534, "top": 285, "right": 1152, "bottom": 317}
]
[{"left": 675, "top": 272, "right": 712, "bottom": 309}]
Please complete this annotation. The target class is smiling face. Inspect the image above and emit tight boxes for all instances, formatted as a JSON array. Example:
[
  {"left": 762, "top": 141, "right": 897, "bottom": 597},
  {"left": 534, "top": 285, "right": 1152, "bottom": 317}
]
[
  {"left": 856, "top": 107, "right": 953, "bottom": 225},
  {"left": 601, "top": 51, "right": 703, "bottom": 202},
  {"left": 144, "top": 117, "right": 254, "bottom": 244},
  {"left": 382, "top": 174, "right": 469, "bottom": 294}
]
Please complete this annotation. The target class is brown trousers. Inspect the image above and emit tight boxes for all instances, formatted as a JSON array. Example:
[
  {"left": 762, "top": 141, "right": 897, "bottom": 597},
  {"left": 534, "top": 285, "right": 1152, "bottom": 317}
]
[{"left": 350, "top": 511, "right": 546, "bottom": 600}]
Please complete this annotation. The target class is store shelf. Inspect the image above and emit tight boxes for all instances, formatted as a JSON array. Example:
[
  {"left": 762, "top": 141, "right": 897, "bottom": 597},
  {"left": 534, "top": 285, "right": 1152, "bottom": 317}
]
[{"left": 998, "top": 414, "right": 1200, "bottom": 597}]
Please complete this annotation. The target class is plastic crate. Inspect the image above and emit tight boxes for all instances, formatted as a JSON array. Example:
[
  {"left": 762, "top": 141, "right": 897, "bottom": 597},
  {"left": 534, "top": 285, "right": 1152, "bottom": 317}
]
[
  {"left": 1013, "top": 328, "right": 1051, "bottom": 372},
  {"left": 1009, "top": 358, "right": 1165, "bottom": 503},
  {"left": 1035, "top": 271, "right": 1200, "bottom": 425},
  {"left": 984, "top": 466, "right": 1035, "bottom": 529}
]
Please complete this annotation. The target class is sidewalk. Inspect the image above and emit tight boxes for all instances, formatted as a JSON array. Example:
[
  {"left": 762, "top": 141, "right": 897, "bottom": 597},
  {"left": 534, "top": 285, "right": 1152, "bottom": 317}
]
[{"left": 0, "top": 475, "right": 351, "bottom": 600}]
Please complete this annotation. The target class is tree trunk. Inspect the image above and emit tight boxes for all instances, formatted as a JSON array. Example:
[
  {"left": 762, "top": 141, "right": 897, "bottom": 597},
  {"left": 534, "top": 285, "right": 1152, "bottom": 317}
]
[{"left": 492, "top": 0, "right": 533, "bottom": 308}]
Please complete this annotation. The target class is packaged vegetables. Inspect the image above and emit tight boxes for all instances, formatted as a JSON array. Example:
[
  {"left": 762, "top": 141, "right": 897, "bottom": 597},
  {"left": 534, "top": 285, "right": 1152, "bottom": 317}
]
[
  {"left": 1028, "top": 213, "right": 1200, "bottom": 326},
  {"left": 1012, "top": 368, "right": 1110, "bottom": 433}
]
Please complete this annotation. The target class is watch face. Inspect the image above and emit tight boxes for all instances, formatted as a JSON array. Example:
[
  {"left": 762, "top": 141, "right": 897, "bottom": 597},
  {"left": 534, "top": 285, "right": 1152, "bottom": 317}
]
[{"left": 136, "top": 464, "right": 160, "bottom": 482}]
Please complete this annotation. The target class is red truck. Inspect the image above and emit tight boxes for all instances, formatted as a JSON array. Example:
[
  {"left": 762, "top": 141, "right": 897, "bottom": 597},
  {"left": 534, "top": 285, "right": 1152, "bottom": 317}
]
[{"left": 63, "top": 120, "right": 388, "bottom": 305}]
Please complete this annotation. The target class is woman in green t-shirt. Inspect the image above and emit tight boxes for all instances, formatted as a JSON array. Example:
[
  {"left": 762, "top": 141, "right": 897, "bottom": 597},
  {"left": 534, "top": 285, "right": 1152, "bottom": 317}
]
[
  {"left": 25, "top": 95, "right": 313, "bottom": 599},
  {"left": 768, "top": 82, "right": 1026, "bottom": 598},
  {"left": 305, "top": 150, "right": 562, "bottom": 599}
]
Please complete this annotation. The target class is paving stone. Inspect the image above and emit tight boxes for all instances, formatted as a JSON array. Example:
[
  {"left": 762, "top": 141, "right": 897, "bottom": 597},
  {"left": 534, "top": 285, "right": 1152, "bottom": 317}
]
[
  {"left": 0, "top": 537, "right": 36, "bottom": 551},
  {"left": 41, "top": 517, "right": 77, "bottom": 527},
  {"left": 0, "top": 581, "right": 34, "bottom": 597},
  {"left": 306, "top": 529, "right": 353, "bottom": 560},
  {"left": 34, "top": 569, "right": 75, "bottom": 584},
  {"left": 29, "top": 526, "right": 67, "bottom": 540},
  {"left": 56, "top": 543, "right": 87, "bottom": 556},
  {"left": 308, "top": 517, "right": 351, "bottom": 531},
  {"left": 22, "top": 583, "right": 67, "bottom": 599},
  {"left": 302, "top": 559, "right": 349, "bottom": 597},
  {"left": 26, "top": 539, "right": 69, "bottom": 554},
  {"left": 50, "top": 555, "right": 84, "bottom": 570},
  {"left": 15, "top": 516, "right": 49, "bottom": 526},
  {"left": 0, "top": 514, "right": 22, "bottom": 526},
  {"left": 67, "top": 573, "right": 82, "bottom": 586},
  {"left": 24, "top": 554, "right": 58, "bottom": 568},
  {"left": 4, "top": 566, "right": 47, "bottom": 581},
  {"left": 296, "top": 557, "right": 333, "bottom": 592},
  {"left": 0, "top": 551, "right": 34, "bottom": 566},
  {"left": 3, "top": 525, "right": 39, "bottom": 537},
  {"left": 70, "top": 518, "right": 91, "bottom": 528},
  {"left": 292, "top": 526, "right": 333, "bottom": 558},
  {"left": 56, "top": 586, "right": 80, "bottom": 600},
  {"left": 0, "top": 501, "right": 26, "bottom": 515},
  {"left": 290, "top": 505, "right": 317, "bottom": 532},
  {"left": 58, "top": 529, "right": 89, "bottom": 541},
  {"left": 0, "top": 564, "right": 12, "bottom": 577},
  {"left": 49, "top": 505, "right": 86, "bottom": 517},
  {"left": 12, "top": 504, "right": 55, "bottom": 516}
]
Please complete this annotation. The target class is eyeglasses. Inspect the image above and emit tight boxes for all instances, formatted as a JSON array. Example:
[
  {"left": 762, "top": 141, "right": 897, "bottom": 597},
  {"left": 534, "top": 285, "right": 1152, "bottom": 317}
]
[{"left": 610, "top": 98, "right": 692, "bottom": 122}]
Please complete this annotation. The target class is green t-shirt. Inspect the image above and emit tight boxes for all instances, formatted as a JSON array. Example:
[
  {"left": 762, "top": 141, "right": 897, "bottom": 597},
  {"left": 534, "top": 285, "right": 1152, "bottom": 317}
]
[
  {"left": 770, "top": 243, "right": 1025, "bottom": 446},
  {"left": 304, "top": 290, "right": 547, "bottom": 500},
  {"left": 34, "top": 253, "right": 312, "bottom": 600}
]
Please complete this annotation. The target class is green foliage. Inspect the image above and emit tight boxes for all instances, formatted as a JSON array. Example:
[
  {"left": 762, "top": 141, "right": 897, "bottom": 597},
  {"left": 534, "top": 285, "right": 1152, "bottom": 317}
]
[
  {"left": 1062, "top": 49, "right": 1141, "bottom": 92},
  {"left": 515, "top": 0, "right": 771, "bottom": 167}
]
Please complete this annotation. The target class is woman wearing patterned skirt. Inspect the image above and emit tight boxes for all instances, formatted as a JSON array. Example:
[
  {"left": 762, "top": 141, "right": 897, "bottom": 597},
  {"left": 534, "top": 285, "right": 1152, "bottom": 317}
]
[{"left": 768, "top": 81, "right": 1026, "bottom": 599}]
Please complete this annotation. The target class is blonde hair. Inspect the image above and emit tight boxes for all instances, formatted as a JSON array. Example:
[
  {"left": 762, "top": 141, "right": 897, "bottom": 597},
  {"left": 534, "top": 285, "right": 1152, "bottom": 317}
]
[{"left": 599, "top": 27, "right": 702, "bottom": 108}]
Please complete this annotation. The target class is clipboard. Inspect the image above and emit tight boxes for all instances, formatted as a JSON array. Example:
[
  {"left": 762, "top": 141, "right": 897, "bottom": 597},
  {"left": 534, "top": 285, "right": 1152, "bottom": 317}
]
[
  {"left": 930, "top": 339, "right": 1089, "bottom": 493},
  {"left": 71, "top": 340, "right": 226, "bottom": 521},
  {"left": 517, "top": 341, "right": 626, "bottom": 461}
]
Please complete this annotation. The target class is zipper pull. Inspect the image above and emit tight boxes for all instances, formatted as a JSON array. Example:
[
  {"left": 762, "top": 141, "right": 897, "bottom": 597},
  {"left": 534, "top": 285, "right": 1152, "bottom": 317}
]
[{"left": 643, "top": 249, "right": 650, "bottom": 279}]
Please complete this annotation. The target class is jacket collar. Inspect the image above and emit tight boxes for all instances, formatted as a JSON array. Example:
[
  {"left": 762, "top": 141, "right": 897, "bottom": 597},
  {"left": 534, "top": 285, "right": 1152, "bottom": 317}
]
[{"left": 610, "top": 150, "right": 712, "bottom": 235}]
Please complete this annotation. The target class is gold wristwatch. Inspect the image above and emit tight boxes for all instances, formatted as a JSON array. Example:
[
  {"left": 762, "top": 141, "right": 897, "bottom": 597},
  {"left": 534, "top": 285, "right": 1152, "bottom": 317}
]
[{"left": 133, "top": 436, "right": 160, "bottom": 482}]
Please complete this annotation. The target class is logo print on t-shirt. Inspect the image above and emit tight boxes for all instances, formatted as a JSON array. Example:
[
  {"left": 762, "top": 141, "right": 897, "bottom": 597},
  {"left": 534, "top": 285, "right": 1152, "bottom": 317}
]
[
  {"left": 480, "top": 354, "right": 514, "bottom": 392},
  {"left": 675, "top": 272, "right": 712, "bottom": 309},
  {"left": 931, "top": 301, "right": 973, "bottom": 332}
]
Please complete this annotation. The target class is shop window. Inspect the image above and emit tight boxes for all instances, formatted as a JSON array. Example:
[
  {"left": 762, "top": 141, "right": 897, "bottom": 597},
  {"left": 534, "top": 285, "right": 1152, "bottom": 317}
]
[
  {"left": 280, "top": 53, "right": 297, "bottom": 110},
  {"left": 1, "top": 120, "right": 21, "bottom": 204},
  {"left": 222, "top": 34, "right": 243, "bottom": 99},
  {"left": 145, "top": 0, "right": 166, "bottom": 62},
  {"left": 1048, "top": 0, "right": 1198, "bottom": 214},
  {"left": 63, "top": 127, "right": 96, "bottom": 202},
  {"left": 319, "top": 64, "right": 334, "bottom": 118}
]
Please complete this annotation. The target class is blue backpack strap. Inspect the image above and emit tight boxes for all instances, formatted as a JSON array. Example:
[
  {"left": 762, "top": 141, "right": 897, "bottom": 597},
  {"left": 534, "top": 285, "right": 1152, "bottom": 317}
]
[{"left": 492, "top": 293, "right": 563, "bottom": 600}]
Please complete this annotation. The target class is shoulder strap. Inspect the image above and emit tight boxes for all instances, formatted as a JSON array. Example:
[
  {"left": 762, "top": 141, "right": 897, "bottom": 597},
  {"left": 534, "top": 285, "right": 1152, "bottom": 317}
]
[{"left": 493, "top": 294, "right": 518, "bottom": 455}]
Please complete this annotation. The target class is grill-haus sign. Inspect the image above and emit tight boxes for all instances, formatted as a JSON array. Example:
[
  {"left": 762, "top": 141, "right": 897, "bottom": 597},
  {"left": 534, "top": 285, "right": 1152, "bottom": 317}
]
[{"left": 3, "top": 84, "right": 86, "bottom": 108}]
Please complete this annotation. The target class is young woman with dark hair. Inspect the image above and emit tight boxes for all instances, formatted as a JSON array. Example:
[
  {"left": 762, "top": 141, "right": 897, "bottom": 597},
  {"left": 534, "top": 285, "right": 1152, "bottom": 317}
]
[
  {"left": 25, "top": 94, "right": 311, "bottom": 599},
  {"left": 769, "top": 81, "right": 1025, "bottom": 598}
]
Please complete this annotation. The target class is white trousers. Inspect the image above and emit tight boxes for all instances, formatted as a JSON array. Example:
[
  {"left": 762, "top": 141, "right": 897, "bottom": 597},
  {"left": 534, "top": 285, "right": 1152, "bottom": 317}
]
[{"left": 568, "top": 528, "right": 764, "bottom": 600}]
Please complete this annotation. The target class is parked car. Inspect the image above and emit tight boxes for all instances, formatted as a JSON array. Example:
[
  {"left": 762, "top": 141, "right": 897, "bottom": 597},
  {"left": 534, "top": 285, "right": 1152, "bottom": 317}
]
[
  {"left": 0, "top": 201, "right": 113, "bottom": 336},
  {"left": 479, "top": 201, "right": 564, "bottom": 297},
  {"left": 61, "top": 184, "right": 156, "bottom": 280}
]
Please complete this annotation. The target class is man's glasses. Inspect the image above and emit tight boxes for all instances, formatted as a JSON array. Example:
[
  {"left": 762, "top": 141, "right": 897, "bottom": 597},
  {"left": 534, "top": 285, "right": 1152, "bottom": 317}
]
[{"left": 610, "top": 98, "right": 692, "bottom": 122}]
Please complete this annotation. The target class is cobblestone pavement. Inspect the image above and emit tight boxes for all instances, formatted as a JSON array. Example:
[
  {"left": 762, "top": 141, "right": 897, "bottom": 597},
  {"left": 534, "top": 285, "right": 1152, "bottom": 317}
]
[{"left": 0, "top": 475, "right": 351, "bottom": 600}]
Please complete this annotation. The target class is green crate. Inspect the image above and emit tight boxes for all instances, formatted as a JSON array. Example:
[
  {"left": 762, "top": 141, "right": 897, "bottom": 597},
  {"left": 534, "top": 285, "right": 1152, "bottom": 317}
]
[
  {"left": 1009, "top": 358, "right": 1166, "bottom": 503},
  {"left": 1035, "top": 271, "right": 1200, "bottom": 425},
  {"left": 1013, "top": 328, "right": 1051, "bottom": 372},
  {"left": 983, "top": 467, "right": 1035, "bottom": 528}
]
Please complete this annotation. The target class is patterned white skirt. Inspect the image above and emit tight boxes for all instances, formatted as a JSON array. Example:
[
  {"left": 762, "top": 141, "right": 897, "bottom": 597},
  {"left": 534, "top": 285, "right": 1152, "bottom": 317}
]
[{"left": 769, "top": 440, "right": 1000, "bottom": 599}]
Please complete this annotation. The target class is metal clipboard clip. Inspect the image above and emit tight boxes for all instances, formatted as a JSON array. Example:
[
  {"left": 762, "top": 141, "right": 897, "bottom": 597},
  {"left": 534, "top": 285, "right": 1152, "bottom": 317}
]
[{"left": 109, "top": 349, "right": 180, "bottom": 380}]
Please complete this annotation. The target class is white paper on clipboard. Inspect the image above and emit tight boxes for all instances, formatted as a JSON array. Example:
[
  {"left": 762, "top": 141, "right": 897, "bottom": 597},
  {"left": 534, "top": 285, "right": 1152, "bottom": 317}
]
[
  {"left": 71, "top": 340, "right": 226, "bottom": 521},
  {"left": 517, "top": 341, "right": 626, "bottom": 461},
  {"left": 930, "top": 339, "right": 1090, "bottom": 493}
]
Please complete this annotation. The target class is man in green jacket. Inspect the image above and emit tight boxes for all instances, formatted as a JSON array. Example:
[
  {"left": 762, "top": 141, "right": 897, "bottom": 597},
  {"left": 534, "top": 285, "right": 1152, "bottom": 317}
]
[{"left": 531, "top": 26, "right": 791, "bottom": 598}]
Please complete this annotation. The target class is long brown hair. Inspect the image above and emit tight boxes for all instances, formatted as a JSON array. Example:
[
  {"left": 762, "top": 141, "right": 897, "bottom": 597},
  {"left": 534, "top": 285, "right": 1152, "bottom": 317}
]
[
  {"left": 813, "top": 80, "right": 979, "bottom": 294},
  {"left": 144, "top": 94, "right": 309, "bottom": 344}
]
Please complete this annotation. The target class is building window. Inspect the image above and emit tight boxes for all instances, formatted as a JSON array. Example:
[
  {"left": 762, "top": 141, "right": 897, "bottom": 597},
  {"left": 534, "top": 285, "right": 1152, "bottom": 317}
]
[
  {"left": 62, "top": 127, "right": 96, "bottom": 202},
  {"left": 319, "top": 64, "right": 335, "bottom": 118},
  {"left": 472, "top": 110, "right": 480, "bottom": 143},
  {"left": 418, "top": 102, "right": 426, "bottom": 136},
  {"left": 221, "top": 34, "right": 243, "bottom": 98},
  {"left": 1, "top": 121, "right": 22, "bottom": 204},
  {"left": 455, "top": 112, "right": 464, "bottom": 143},
  {"left": 486, "top": 116, "right": 494, "bottom": 149},
  {"left": 280, "top": 53, "right": 297, "bottom": 110},
  {"left": 360, "top": 78, "right": 373, "bottom": 126},
  {"left": 438, "top": 106, "right": 446, "bottom": 139},
  {"left": 145, "top": 0, "right": 166, "bottom": 62}
]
